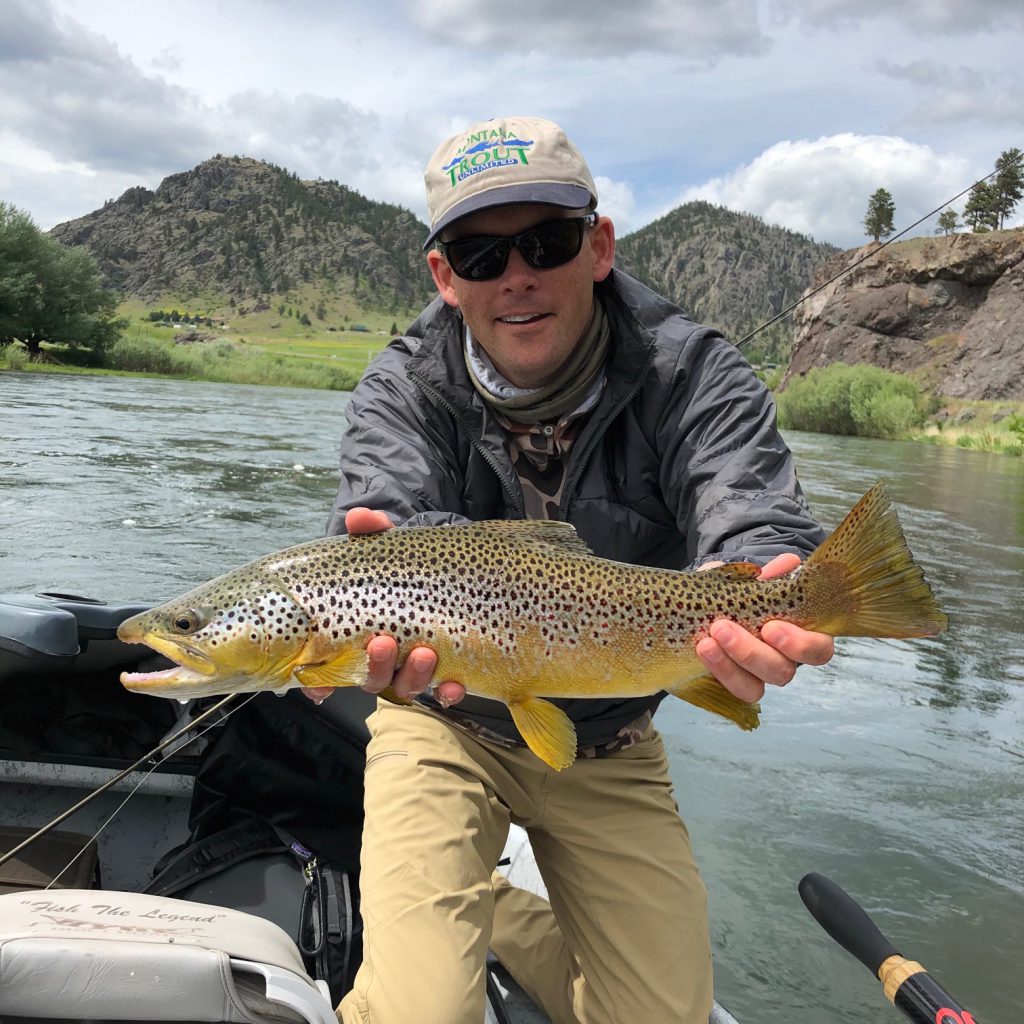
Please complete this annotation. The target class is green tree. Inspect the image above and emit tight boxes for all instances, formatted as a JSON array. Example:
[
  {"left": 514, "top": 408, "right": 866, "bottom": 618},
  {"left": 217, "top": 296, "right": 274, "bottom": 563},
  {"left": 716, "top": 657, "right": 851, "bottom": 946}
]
[
  {"left": 0, "top": 202, "right": 123, "bottom": 356},
  {"left": 936, "top": 209, "right": 959, "bottom": 235},
  {"left": 964, "top": 181, "right": 998, "bottom": 232},
  {"left": 863, "top": 188, "right": 896, "bottom": 242},
  {"left": 991, "top": 147, "right": 1024, "bottom": 229}
]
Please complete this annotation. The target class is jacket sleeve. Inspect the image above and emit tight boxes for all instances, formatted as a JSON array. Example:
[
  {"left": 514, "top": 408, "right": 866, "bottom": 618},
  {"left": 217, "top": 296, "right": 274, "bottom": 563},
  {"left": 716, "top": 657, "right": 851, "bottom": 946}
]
[
  {"left": 655, "top": 325, "right": 826, "bottom": 567},
  {"left": 325, "top": 345, "right": 471, "bottom": 536}
]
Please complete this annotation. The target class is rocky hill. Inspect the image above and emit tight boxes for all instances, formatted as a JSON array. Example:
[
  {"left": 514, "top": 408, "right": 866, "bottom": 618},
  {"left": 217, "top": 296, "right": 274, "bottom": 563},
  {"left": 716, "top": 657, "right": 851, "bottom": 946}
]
[
  {"left": 48, "top": 156, "right": 436, "bottom": 315},
  {"left": 615, "top": 201, "right": 838, "bottom": 364},
  {"left": 782, "top": 228, "right": 1024, "bottom": 400}
]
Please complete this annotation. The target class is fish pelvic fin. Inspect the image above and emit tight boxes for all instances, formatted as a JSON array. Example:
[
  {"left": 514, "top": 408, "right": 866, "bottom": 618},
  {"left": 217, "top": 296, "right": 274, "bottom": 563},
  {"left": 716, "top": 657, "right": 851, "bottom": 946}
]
[
  {"left": 668, "top": 675, "right": 761, "bottom": 730},
  {"left": 801, "top": 482, "right": 948, "bottom": 638},
  {"left": 377, "top": 685, "right": 415, "bottom": 707},
  {"left": 508, "top": 697, "right": 577, "bottom": 772}
]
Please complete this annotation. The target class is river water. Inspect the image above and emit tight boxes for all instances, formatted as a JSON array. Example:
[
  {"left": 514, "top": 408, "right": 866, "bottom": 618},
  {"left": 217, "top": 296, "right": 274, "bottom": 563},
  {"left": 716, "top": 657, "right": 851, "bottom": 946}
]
[{"left": 2, "top": 371, "right": 1022, "bottom": 1024}]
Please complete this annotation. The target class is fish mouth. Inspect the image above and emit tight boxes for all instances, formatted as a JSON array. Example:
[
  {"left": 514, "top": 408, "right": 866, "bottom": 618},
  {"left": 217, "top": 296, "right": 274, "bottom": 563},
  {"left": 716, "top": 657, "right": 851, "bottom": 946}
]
[
  {"left": 118, "top": 630, "right": 218, "bottom": 696},
  {"left": 120, "top": 662, "right": 217, "bottom": 695}
]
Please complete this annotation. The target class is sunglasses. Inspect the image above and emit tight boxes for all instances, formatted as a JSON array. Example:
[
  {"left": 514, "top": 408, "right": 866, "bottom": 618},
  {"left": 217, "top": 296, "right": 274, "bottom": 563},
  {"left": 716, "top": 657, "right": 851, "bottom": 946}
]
[{"left": 436, "top": 213, "right": 597, "bottom": 281}]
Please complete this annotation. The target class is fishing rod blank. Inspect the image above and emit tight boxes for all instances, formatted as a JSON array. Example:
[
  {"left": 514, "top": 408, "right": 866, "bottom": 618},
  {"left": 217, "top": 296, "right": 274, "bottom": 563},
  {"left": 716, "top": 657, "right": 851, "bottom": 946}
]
[{"left": 799, "top": 872, "right": 978, "bottom": 1024}]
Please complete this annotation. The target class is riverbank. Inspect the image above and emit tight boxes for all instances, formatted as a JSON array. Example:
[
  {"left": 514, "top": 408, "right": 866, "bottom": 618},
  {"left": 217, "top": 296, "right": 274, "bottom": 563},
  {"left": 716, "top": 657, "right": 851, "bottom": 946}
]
[{"left": 4, "top": 337, "right": 1023, "bottom": 456}]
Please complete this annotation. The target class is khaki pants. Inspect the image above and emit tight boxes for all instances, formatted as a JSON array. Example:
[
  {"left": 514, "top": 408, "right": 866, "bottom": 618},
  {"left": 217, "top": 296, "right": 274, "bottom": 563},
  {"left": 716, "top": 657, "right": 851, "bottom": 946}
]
[{"left": 337, "top": 701, "right": 712, "bottom": 1024}]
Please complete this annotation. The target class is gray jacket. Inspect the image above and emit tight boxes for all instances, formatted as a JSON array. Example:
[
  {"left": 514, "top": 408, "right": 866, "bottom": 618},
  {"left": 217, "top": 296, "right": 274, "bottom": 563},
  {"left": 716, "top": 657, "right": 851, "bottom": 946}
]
[{"left": 327, "top": 269, "right": 825, "bottom": 748}]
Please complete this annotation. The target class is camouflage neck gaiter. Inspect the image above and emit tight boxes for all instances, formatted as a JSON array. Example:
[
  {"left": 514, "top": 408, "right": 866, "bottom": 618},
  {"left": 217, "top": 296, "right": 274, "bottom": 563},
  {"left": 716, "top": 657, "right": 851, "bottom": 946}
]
[{"left": 464, "top": 298, "right": 609, "bottom": 424}]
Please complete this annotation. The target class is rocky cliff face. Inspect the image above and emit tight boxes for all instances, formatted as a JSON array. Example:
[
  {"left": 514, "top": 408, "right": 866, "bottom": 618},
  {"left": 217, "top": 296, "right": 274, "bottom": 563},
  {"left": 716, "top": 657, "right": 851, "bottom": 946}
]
[{"left": 783, "top": 228, "right": 1024, "bottom": 400}]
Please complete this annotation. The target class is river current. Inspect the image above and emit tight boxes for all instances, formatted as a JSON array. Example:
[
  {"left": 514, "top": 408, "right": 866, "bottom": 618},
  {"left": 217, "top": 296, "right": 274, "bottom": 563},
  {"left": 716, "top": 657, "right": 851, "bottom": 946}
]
[{"left": 2, "top": 371, "right": 1022, "bottom": 1023}]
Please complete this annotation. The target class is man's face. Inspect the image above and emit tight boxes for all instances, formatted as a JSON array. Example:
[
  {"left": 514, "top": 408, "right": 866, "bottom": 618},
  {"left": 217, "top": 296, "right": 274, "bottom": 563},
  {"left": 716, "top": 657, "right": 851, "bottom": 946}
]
[{"left": 427, "top": 204, "right": 615, "bottom": 389}]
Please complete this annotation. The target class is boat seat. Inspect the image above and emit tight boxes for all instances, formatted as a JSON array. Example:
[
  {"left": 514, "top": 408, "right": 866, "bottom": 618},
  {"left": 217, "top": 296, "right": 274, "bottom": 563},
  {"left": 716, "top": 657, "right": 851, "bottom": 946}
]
[{"left": 0, "top": 888, "right": 337, "bottom": 1023}]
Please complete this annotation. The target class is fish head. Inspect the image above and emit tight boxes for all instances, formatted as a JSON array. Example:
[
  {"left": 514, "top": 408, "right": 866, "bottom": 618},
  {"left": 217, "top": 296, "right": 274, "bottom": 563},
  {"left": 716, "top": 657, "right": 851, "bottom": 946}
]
[{"left": 118, "top": 572, "right": 310, "bottom": 698}]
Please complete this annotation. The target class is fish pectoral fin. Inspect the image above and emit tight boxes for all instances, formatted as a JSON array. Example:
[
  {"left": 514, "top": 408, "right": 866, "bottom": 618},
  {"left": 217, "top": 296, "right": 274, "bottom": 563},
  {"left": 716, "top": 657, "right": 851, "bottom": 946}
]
[
  {"left": 293, "top": 649, "right": 367, "bottom": 689},
  {"left": 668, "top": 675, "right": 761, "bottom": 730},
  {"left": 508, "top": 697, "right": 577, "bottom": 772}
]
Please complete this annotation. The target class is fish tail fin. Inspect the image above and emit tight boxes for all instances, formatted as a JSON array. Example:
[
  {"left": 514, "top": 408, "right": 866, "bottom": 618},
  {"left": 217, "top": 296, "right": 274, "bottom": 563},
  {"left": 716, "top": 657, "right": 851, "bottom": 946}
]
[
  {"left": 801, "top": 482, "right": 948, "bottom": 638},
  {"left": 669, "top": 675, "right": 761, "bottom": 730}
]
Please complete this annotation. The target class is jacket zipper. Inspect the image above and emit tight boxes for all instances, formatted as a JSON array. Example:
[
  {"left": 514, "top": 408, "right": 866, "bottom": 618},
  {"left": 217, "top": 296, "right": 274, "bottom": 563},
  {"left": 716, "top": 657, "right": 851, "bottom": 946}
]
[{"left": 407, "top": 369, "right": 526, "bottom": 518}]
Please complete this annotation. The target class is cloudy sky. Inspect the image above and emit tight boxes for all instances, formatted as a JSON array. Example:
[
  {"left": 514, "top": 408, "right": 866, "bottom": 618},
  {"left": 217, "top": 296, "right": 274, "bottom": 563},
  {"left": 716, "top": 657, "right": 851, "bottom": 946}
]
[{"left": 2, "top": 0, "right": 1022, "bottom": 247}]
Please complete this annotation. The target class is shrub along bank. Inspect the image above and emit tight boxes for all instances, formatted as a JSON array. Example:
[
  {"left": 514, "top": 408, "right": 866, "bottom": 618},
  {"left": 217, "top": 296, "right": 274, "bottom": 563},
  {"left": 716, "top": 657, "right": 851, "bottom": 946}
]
[
  {"left": 776, "top": 363, "right": 1023, "bottom": 455},
  {"left": 776, "top": 364, "right": 931, "bottom": 439}
]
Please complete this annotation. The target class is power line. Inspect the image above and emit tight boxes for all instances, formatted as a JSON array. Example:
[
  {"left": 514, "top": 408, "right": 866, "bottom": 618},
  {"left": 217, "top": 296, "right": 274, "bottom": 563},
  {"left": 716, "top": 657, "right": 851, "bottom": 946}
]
[{"left": 736, "top": 167, "right": 1001, "bottom": 351}]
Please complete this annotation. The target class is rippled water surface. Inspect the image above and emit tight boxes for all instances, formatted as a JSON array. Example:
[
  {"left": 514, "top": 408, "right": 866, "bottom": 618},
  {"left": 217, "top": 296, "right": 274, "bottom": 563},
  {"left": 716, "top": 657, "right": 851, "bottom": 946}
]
[{"left": 3, "top": 372, "right": 1022, "bottom": 1023}]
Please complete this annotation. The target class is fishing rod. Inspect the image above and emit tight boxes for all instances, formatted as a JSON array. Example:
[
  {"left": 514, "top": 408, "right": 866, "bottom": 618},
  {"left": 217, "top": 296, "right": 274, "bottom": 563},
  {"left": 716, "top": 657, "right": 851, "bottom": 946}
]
[
  {"left": 799, "top": 872, "right": 978, "bottom": 1024},
  {"left": 0, "top": 692, "right": 240, "bottom": 872},
  {"left": 735, "top": 168, "right": 1001, "bottom": 351}
]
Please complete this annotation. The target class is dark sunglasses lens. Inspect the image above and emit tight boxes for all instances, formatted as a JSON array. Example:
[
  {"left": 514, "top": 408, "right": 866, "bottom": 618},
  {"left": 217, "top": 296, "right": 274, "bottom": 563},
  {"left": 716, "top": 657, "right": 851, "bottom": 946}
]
[
  {"left": 446, "top": 237, "right": 509, "bottom": 281},
  {"left": 445, "top": 218, "right": 588, "bottom": 281},
  {"left": 519, "top": 220, "right": 584, "bottom": 269}
]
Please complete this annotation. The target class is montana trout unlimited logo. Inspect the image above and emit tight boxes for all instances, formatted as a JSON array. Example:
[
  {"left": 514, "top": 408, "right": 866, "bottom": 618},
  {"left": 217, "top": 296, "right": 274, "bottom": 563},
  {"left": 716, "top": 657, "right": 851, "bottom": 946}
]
[{"left": 441, "top": 129, "right": 535, "bottom": 186}]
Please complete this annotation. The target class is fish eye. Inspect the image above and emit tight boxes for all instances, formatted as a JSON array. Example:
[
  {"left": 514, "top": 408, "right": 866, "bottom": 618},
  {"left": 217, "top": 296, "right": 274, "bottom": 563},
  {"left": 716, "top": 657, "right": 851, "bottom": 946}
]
[{"left": 171, "top": 610, "right": 201, "bottom": 635}]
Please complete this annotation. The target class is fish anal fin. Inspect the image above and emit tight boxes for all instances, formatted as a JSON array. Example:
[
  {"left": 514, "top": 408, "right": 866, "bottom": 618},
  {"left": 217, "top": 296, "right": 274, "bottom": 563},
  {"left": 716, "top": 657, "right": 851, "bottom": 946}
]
[
  {"left": 508, "top": 697, "right": 577, "bottom": 771},
  {"left": 669, "top": 675, "right": 761, "bottom": 731},
  {"left": 293, "top": 648, "right": 367, "bottom": 689},
  {"left": 702, "top": 562, "right": 763, "bottom": 580}
]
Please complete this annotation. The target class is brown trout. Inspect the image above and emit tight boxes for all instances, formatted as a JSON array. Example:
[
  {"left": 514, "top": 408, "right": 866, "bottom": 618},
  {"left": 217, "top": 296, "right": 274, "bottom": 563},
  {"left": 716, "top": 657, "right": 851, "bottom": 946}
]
[{"left": 118, "top": 483, "right": 947, "bottom": 770}]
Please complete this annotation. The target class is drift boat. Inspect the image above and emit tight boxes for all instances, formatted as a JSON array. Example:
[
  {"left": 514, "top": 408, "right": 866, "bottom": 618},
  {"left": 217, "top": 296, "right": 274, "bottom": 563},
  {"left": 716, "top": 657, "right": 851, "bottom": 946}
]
[{"left": 0, "top": 591, "right": 741, "bottom": 1024}]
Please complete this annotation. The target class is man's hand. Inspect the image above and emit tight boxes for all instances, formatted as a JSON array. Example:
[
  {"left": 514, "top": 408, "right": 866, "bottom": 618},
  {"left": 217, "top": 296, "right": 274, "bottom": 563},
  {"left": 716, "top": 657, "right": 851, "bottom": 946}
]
[
  {"left": 301, "top": 508, "right": 466, "bottom": 706},
  {"left": 695, "top": 553, "right": 834, "bottom": 703}
]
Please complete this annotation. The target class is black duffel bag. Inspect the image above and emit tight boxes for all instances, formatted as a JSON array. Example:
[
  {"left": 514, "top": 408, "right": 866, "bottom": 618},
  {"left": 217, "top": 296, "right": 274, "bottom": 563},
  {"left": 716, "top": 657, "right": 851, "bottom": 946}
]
[
  {"left": 145, "top": 815, "right": 360, "bottom": 1004},
  {"left": 146, "top": 689, "right": 372, "bottom": 1004}
]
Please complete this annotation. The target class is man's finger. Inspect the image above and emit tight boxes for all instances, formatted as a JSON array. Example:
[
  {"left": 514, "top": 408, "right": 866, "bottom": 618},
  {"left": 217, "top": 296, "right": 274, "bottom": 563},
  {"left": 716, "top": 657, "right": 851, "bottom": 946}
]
[
  {"left": 390, "top": 645, "right": 437, "bottom": 698},
  {"left": 364, "top": 634, "right": 399, "bottom": 693},
  {"left": 301, "top": 686, "right": 333, "bottom": 704},
  {"left": 757, "top": 552, "right": 801, "bottom": 580},
  {"left": 707, "top": 619, "right": 796, "bottom": 687},
  {"left": 345, "top": 507, "right": 394, "bottom": 535},
  {"left": 695, "top": 636, "right": 766, "bottom": 703},
  {"left": 435, "top": 680, "right": 467, "bottom": 707},
  {"left": 760, "top": 620, "right": 834, "bottom": 666}
]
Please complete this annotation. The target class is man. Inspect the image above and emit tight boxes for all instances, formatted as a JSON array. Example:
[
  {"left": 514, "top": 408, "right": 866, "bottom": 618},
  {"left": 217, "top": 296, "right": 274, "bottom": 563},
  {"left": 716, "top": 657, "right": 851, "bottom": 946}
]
[{"left": 310, "top": 116, "right": 833, "bottom": 1024}]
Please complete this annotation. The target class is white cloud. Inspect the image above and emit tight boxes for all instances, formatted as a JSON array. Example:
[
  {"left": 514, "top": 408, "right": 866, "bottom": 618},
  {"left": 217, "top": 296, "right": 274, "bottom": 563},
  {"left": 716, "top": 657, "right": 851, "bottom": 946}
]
[
  {"left": 2, "top": 0, "right": 1021, "bottom": 246},
  {"left": 593, "top": 176, "right": 638, "bottom": 234},
  {"left": 669, "top": 134, "right": 975, "bottom": 247},
  {"left": 877, "top": 61, "right": 1024, "bottom": 129},
  {"left": 0, "top": 1, "right": 215, "bottom": 175},
  {"left": 407, "top": 0, "right": 767, "bottom": 58},
  {"left": 775, "top": 0, "right": 1024, "bottom": 33}
]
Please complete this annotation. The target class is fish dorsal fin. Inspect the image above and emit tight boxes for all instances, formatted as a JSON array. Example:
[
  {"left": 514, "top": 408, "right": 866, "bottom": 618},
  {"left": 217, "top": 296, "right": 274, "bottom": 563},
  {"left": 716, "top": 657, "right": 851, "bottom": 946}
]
[
  {"left": 702, "top": 562, "right": 762, "bottom": 580},
  {"left": 461, "top": 520, "right": 593, "bottom": 557}
]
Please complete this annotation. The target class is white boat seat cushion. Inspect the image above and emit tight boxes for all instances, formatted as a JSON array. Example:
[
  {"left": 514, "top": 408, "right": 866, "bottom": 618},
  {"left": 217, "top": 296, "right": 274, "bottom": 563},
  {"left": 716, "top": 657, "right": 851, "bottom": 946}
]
[{"left": 0, "top": 888, "right": 336, "bottom": 1024}]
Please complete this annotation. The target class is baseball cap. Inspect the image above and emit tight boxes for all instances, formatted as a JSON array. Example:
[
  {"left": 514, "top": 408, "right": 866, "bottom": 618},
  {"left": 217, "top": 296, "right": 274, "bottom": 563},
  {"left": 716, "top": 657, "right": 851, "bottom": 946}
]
[{"left": 423, "top": 115, "right": 598, "bottom": 250}]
